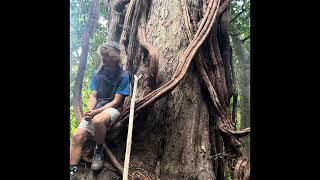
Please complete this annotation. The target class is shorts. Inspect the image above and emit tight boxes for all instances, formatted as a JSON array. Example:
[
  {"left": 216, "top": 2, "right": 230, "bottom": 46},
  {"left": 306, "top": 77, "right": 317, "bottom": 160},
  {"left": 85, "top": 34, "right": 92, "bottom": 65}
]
[{"left": 78, "top": 107, "right": 120, "bottom": 135}]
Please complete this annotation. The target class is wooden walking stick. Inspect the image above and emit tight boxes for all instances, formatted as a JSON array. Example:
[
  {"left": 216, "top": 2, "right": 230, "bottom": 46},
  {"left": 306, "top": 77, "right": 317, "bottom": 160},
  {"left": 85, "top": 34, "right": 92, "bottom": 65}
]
[{"left": 123, "top": 74, "right": 141, "bottom": 180}]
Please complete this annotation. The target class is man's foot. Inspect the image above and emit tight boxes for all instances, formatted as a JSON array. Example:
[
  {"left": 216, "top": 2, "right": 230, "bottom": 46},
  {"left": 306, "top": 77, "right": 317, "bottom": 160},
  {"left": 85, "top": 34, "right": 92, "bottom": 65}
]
[
  {"left": 91, "top": 145, "right": 104, "bottom": 171},
  {"left": 70, "top": 165, "right": 77, "bottom": 180}
]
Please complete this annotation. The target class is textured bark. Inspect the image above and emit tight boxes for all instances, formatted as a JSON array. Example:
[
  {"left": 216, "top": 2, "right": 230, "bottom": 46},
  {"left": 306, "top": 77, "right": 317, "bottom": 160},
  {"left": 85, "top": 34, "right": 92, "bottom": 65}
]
[
  {"left": 73, "top": 0, "right": 99, "bottom": 123},
  {"left": 106, "top": 0, "right": 128, "bottom": 42}
]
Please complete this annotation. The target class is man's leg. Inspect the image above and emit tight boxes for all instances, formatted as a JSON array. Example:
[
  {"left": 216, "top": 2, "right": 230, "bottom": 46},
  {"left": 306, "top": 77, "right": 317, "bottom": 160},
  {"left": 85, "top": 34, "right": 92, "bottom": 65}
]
[
  {"left": 70, "top": 128, "right": 89, "bottom": 165},
  {"left": 92, "top": 108, "right": 120, "bottom": 143},
  {"left": 70, "top": 120, "right": 94, "bottom": 178},
  {"left": 92, "top": 112, "right": 111, "bottom": 144},
  {"left": 91, "top": 108, "right": 121, "bottom": 171},
  {"left": 90, "top": 111, "right": 111, "bottom": 171}
]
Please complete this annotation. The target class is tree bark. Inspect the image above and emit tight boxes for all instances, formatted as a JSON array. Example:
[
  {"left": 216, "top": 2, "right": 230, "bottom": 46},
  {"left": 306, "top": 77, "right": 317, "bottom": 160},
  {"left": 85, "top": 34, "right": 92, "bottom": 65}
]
[
  {"left": 106, "top": 0, "right": 128, "bottom": 42},
  {"left": 73, "top": 0, "right": 100, "bottom": 123}
]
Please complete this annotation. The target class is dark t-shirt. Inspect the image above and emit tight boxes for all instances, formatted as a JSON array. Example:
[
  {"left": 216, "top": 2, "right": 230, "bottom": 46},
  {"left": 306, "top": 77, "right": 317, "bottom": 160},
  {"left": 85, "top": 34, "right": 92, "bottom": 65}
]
[{"left": 89, "top": 71, "right": 130, "bottom": 108}]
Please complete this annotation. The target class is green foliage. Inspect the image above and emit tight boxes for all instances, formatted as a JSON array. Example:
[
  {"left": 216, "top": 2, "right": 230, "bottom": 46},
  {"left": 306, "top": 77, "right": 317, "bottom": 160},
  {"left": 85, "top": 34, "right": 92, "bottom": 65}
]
[
  {"left": 230, "top": 0, "right": 250, "bottom": 131},
  {"left": 229, "top": 95, "right": 241, "bottom": 130},
  {"left": 70, "top": 0, "right": 108, "bottom": 136},
  {"left": 230, "top": 0, "right": 250, "bottom": 50},
  {"left": 70, "top": 83, "right": 92, "bottom": 137},
  {"left": 224, "top": 164, "right": 232, "bottom": 180},
  {"left": 70, "top": 106, "right": 78, "bottom": 137}
]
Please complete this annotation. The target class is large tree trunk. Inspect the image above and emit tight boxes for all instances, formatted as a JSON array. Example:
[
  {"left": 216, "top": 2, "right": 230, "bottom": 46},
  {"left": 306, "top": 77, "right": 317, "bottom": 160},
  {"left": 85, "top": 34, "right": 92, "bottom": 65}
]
[
  {"left": 73, "top": 0, "right": 100, "bottom": 123},
  {"left": 76, "top": 0, "right": 250, "bottom": 179},
  {"left": 230, "top": 30, "right": 250, "bottom": 161},
  {"left": 106, "top": 0, "right": 128, "bottom": 42}
]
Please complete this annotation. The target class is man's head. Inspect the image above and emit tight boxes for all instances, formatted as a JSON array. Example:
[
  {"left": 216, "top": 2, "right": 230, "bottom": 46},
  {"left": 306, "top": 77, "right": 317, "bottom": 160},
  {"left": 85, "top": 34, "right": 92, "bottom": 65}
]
[{"left": 97, "top": 41, "right": 120, "bottom": 66}]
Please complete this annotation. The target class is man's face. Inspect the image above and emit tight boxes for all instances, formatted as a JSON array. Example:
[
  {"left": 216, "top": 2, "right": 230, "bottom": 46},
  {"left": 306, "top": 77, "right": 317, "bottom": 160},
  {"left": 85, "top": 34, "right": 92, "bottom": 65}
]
[{"left": 102, "top": 53, "right": 112, "bottom": 65}]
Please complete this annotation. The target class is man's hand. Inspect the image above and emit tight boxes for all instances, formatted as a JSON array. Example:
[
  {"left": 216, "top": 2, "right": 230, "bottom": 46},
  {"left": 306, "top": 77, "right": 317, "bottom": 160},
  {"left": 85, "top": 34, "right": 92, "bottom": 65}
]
[{"left": 84, "top": 110, "right": 99, "bottom": 121}]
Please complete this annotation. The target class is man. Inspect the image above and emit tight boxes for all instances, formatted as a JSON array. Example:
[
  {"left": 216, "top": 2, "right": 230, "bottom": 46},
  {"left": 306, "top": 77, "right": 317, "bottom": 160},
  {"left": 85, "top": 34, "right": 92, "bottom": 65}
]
[{"left": 70, "top": 41, "right": 130, "bottom": 178}]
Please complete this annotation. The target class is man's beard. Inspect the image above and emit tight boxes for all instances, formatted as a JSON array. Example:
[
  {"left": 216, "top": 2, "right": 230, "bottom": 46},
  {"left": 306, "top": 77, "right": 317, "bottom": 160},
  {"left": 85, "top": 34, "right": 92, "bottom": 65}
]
[{"left": 102, "top": 64, "right": 119, "bottom": 78}]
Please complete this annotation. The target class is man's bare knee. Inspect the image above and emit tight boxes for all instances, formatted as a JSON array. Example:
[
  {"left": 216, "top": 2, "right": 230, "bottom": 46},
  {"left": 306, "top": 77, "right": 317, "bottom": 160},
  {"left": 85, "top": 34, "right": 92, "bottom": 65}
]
[
  {"left": 92, "top": 113, "right": 110, "bottom": 127},
  {"left": 72, "top": 130, "right": 87, "bottom": 145},
  {"left": 92, "top": 117, "right": 103, "bottom": 127}
]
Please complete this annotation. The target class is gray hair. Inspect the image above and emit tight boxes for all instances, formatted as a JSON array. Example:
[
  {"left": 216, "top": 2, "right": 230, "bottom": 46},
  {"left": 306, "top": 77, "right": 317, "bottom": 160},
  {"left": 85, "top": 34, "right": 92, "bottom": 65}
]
[
  {"left": 96, "top": 41, "right": 123, "bottom": 72},
  {"left": 97, "top": 41, "right": 120, "bottom": 58}
]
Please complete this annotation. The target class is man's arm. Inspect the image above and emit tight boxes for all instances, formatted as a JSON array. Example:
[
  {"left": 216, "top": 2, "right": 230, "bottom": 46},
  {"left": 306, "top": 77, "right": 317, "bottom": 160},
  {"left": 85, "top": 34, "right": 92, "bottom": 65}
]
[
  {"left": 87, "top": 90, "right": 97, "bottom": 111},
  {"left": 94, "top": 94, "right": 124, "bottom": 113},
  {"left": 85, "top": 94, "right": 124, "bottom": 119}
]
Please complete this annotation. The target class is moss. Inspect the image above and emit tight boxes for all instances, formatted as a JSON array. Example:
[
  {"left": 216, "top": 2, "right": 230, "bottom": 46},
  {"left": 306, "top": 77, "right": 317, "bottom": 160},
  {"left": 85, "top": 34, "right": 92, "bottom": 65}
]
[{"left": 224, "top": 164, "right": 232, "bottom": 180}]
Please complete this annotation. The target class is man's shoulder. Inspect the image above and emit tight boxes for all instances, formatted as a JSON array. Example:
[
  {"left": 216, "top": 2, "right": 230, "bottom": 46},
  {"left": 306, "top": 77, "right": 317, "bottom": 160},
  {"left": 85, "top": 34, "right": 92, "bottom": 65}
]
[
  {"left": 117, "top": 71, "right": 129, "bottom": 86},
  {"left": 120, "top": 70, "right": 129, "bottom": 80}
]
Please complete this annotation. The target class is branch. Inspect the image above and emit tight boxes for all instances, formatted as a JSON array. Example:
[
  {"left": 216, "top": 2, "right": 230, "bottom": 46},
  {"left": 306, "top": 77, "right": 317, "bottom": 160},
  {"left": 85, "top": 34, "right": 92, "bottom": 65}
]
[
  {"left": 217, "top": 0, "right": 232, "bottom": 16},
  {"left": 228, "top": 127, "right": 250, "bottom": 138},
  {"left": 230, "top": 0, "right": 246, "bottom": 23},
  {"left": 103, "top": 145, "right": 123, "bottom": 175},
  {"left": 73, "top": 0, "right": 99, "bottom": 123},
  {"left": 234, "top": 157, "right": 249, "bottom": 180},
  {"left": 138, "top": 26, "right": 159, "bottom": 89},
  {"left": 219, "top": 126, "right": 250, "bottom": 138},
  {"left": 119, "top": 0, "right": 136, "bottom": 69}
]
